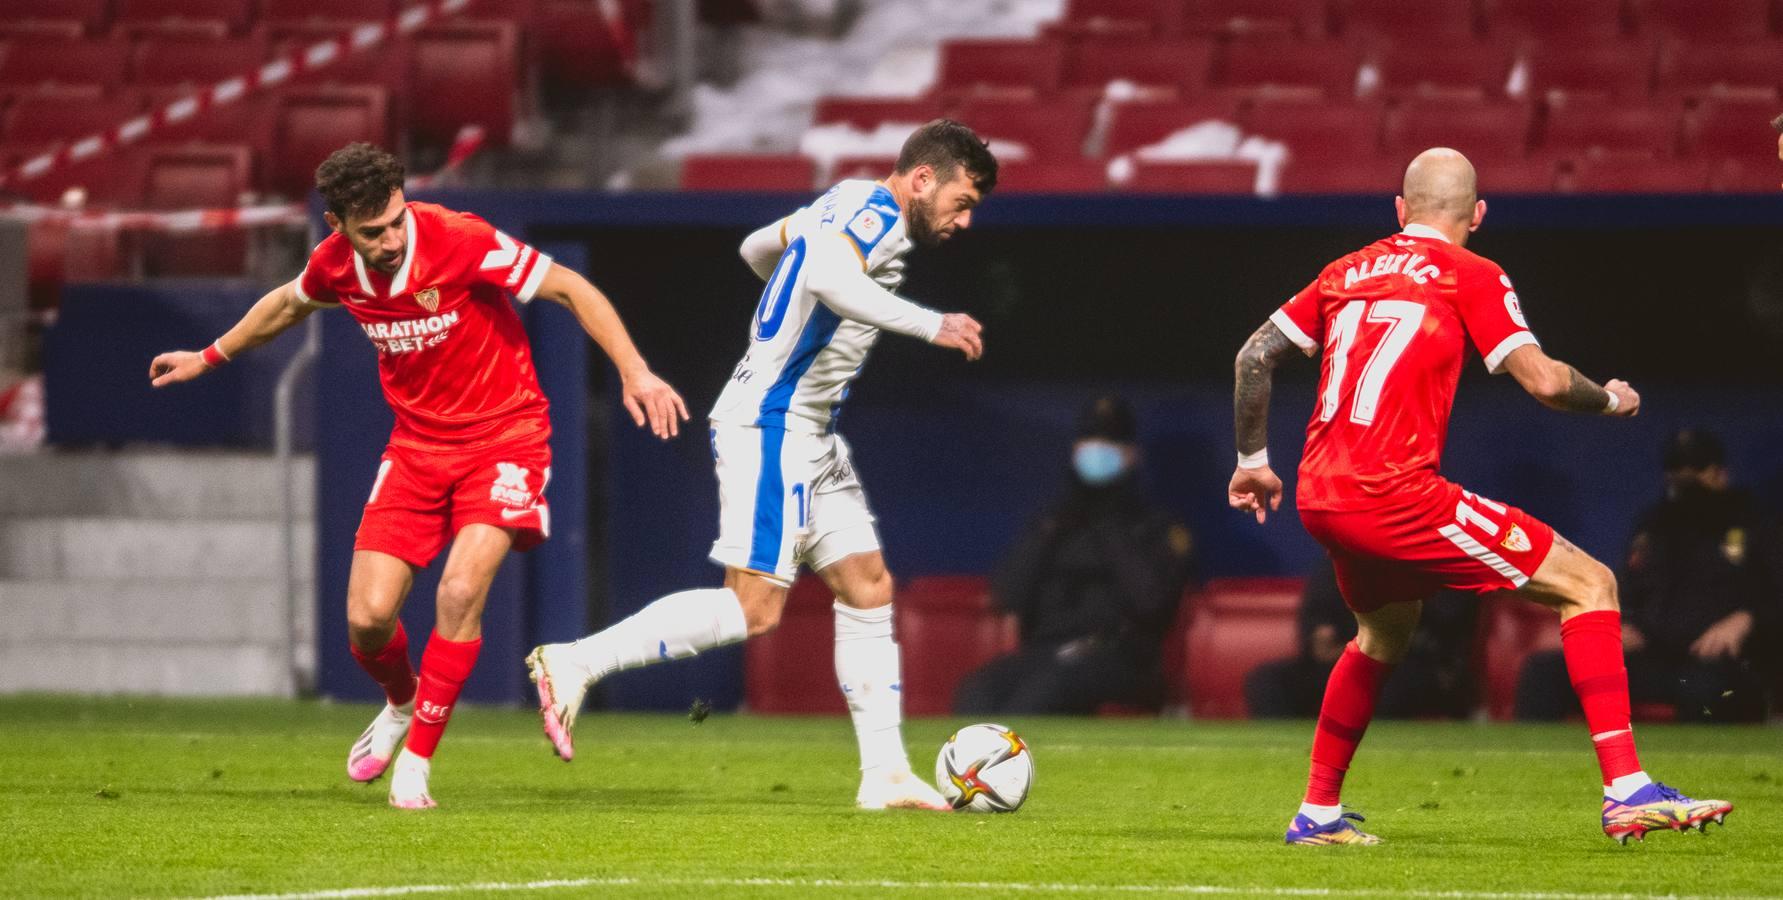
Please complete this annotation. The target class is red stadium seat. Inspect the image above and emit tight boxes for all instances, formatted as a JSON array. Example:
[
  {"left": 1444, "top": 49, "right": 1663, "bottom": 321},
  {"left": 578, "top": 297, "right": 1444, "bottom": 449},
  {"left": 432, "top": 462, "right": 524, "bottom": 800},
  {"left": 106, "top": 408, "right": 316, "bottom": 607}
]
[
  {"left": 408, "top": 22, "right": 519, "bottom": 147},
  {"left": 1181, "top": 577, "right": 1302, "bottom": 718},
  {"left": 1636, "top": 0, "right": 1776, "bottom": 41},
  {"left": 0, "top": 21, "right": 87, "bottom": 41},
  {"left": 114, "top": 0, "right": 254, "bottom": 33},
  {"left": 814, "top": 97, "right": 946, "bottom": 129},
  {"left": 1526, "top": 41, "right": 1662, "bottom": 101},
  {"left": 993, "top": 158, "right": 1109, "bottom": 191},
  {"left": 0, "top": 38, "right": 131, "bottom": 89},
  {"left": 2, "top": 93, "right": 143, "bottom": 142},
  {"left": 957, "top": 97, "right": 1097, "bottom": 160},
  {"left": 1187, "top": 0, "right": 1327, "bottom": 38},
  {"left": 260, "top": 0, "right": 399, "bottom": 24},
  {"left": 936, "top": 39, "right": 1065, "bottom": 98},
  {"left": 1220, "top": 37, "right": 1364, "bottom": 99},
  {"left": 897, "top": 576, "right": 1015, "bottom": 716},
  {"left": 1479, "top": 594, "right": 1559, "bottom": 721},
  {"left": 132, "top": 35, "right": 270, "bottom": 86},
  {"left": 114, "top": 18, "right": 231, "bottom": 39},
  {"left": 1101, "top": 98, "right": 1244, "bottom": 158},
  {"left": 743, "top": 576, "right": 844, "bottom": 715},
  {"left": 1658, "top": 40, "right": 1783, "bottom": 97},
  {"left": 260, "top": 21, "right": 408, "bottom": 96},
  {"left": 535, "top": 0, "right": 637, "bottom": 91},
  {"left": 680, "top": 154, "right": 815, "bottom": 191},
  {"left": 1338, "top": 0, "right": 1481, "bottom": 42},
  {"left": 1055, "top": 0, "right": 1188, "bottom": 37},
  {"left": 137, "top": 143, "right": 253, "bottom": 275},
  {"left": 1539, "top": 96, "right": 1684, "bottom": 159},
  {"left": 1478, "top": 156, "right": 1562, "bottom": 192},
  {"left": 1059, "top": 36, "right": 1215, "bottom": 100},
  {"left": 1372, "top": 41, "right": 1520, "bottom": 101},
  {"left": 0, "top": 0, "right": 112, "bottom": 34},
  {"left": 265, "top": 86, "right": 391, "bottom": 197},
  {"left": 1383, "top": 99, "right": 1535, "bottom": 163},
  {"left": 1246, "top": 99, "right": 1387, "bottom": 165},
  {"left": 1684, "top": 96, "right": 1783, "bottom": 161},
  {"left": 1482, "top": 0, "right": 1626, "bottom": 41},
  {"left": 1123, "top": 160, "right": 1259, "bottom": 192},
  {"left": 1710, "top": 157, "right": 1783, "bottom": 191},
  {"left": 1557, "top": 154, "right": 1713, "bottom": 192}
]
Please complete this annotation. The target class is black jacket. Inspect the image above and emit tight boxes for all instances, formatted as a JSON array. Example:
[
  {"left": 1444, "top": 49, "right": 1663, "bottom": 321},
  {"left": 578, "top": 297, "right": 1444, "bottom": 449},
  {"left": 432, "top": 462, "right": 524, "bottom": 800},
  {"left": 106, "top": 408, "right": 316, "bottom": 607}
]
[
  {"left": 991, "top": 477, "right": 1194, "bottom": 657},
  {"left": 1621, "top": 486, "right": 1783, "bottom": 660}
]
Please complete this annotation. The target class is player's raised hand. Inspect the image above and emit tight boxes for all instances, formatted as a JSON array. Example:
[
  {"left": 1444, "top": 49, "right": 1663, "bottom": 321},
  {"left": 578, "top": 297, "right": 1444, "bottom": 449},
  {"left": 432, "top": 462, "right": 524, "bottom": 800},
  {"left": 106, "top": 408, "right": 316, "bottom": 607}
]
[
  {"left": 1228, "top": 465, "right": 1283, "bottom": 524},
  {"left": 931, "top": 313, "right": 984, "bottom": 361},
  {"left": 148, "top": 350, "right": 211, "bottom": 388},
  {"left": 622, "top": 369, "right": 690, "bottom": 440},
  {"left": 1604, "top": 379, "right": 1640, "bottom": 417}
]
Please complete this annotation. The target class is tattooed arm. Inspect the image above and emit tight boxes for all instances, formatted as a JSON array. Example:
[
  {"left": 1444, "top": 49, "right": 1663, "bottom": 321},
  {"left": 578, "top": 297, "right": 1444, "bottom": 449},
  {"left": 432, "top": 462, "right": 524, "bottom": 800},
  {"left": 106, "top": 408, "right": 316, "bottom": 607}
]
[
  {"left": 1500, "top": 344, "right": 1640, "bottom": 416},
  {"left": 1228, "top": 320, "right": 1303, "bottom": 524}
]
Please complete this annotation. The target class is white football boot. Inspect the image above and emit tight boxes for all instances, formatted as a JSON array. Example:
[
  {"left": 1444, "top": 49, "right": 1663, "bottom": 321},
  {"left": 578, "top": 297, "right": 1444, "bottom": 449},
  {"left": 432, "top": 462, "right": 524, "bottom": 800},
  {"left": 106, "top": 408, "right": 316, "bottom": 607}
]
[
  {"left": 346, "top": 694, "right": 415, "bottom": 783},
  {"left": 526, "top": 643, "right": 594, "bottom": 761},
  {"left": 387, "top": 749, "right": 436, "bottom": 810},
  {"left": 856, "top": 768, "right": 952, "bottom": 811}
]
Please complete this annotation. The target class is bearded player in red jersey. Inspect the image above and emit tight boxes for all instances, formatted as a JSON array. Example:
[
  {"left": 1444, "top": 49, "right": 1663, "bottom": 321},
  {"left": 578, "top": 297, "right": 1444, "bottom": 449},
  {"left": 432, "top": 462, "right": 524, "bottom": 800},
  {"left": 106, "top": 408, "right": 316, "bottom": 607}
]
[
  {"left": 149, "top": 143, "right": 688, "bottom": 809},
  {"left": 1229, "top": 148, "right": 1733, "bottom": 845}
]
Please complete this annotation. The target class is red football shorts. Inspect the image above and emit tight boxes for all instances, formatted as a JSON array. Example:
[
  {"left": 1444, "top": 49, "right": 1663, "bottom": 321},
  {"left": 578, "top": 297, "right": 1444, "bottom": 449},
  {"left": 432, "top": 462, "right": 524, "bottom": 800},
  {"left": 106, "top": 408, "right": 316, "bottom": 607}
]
[
  {"left": 354, "top": 424, "right": 552, "bottom": 568},
  {"left": 1299, "top": 478, "right": 1555, "bottom": 613}
]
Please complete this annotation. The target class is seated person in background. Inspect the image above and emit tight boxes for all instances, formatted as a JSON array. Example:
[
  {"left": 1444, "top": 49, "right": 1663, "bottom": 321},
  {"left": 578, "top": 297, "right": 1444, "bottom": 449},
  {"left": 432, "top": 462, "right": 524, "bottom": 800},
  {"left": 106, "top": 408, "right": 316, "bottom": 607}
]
[
  {"left": 1516, "top": 429, "right": 1779, "bottom": 723},
  {"left": 1246, "top": 557, "right": 1478, "bottom": 719},
  {"left": 953, "top": 395, "right": 1194, "bottom": 715}
]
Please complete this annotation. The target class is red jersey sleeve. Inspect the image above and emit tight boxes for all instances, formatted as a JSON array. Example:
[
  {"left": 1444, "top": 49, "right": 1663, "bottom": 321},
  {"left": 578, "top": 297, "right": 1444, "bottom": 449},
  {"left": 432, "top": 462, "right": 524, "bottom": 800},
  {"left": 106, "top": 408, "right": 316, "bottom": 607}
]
[
  {"left": 1456, "top": 256, "right": 1539, "bottom": 374},
  {"left": 292, "top": 239, "right": 342, "bottom": 308},
  {"left": 447, "top": 211, "right": 555, "bottom": 304},
  {"left": 1269, "top": 276, "right": 1325, "bottom": 357}
]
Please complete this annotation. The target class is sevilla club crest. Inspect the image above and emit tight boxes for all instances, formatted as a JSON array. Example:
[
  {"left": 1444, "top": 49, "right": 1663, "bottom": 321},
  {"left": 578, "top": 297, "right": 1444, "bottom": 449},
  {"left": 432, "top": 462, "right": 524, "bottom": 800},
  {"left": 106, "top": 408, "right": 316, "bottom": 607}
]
[
  {"left": 1501, "top": 524, "right": 1532, "bottom": 554},
  {"left": 414, "top": 286, "right": 440, "bottom": 313}
]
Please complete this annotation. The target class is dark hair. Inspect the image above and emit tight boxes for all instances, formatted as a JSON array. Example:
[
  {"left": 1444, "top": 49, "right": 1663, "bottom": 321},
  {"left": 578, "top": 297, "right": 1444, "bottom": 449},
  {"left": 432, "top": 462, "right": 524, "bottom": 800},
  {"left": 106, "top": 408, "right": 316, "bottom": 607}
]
[
  {"left": 315, "top": 142, "right": 405, "bottom": 222},
  {"left": 1663, "top": 428, "right": 1726, "bottom": 472},
  {"left": 1773, "top": 113, "right": 1783, "bottom": 133},
  {"left": 894, "top": 119, "right": 998, "bottom": 193}
]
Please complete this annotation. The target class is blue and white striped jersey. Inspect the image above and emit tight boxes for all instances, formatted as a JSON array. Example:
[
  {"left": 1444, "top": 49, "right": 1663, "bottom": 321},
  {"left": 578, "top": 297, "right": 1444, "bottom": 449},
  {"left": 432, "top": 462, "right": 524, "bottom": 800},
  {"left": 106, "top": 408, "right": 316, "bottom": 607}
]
[{"left": 710, "top": 179, "right": 942, "bottom": 434}]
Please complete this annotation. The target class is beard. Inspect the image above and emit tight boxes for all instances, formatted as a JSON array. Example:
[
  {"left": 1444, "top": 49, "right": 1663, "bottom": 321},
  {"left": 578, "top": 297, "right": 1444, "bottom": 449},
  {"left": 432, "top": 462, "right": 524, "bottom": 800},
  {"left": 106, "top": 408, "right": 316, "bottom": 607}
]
[{"left": 905, "top": 194, "right": 944, "bottom": 247}]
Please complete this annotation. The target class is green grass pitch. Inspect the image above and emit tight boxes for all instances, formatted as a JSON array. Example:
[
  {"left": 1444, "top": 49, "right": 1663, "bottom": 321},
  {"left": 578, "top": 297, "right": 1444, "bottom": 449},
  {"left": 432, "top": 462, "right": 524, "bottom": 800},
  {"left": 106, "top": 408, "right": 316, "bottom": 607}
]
[{"left": 2, "top": 696, "right": 1779, "bottom": 899}]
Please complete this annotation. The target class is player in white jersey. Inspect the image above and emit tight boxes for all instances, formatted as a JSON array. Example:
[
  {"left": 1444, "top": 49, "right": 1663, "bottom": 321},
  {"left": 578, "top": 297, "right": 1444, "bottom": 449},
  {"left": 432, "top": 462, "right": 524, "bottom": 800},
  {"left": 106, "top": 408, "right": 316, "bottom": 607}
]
[{"left": 527, "top": 121, "right": 996, "bottom": 809}]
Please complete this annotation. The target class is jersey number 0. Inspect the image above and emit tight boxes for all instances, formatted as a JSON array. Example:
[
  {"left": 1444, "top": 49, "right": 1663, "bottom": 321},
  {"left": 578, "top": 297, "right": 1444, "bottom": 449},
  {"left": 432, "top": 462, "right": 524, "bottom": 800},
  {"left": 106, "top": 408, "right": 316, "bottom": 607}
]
[{"left": 1320, "top": 300, "right": 1427, "bottom": 426}]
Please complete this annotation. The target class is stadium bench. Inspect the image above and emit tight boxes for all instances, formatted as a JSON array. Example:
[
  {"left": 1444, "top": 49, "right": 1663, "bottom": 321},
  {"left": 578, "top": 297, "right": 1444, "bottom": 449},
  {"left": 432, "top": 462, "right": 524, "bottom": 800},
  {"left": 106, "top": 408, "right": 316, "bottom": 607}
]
[
  {"left": 1482, "top": 0, "right": 1627, "bottom": 42},
  {"left": 408, "top": 21, "right": 520, "bottom": 147},
  {"left": 896, "top": 575, "right": 1016, "bottom": 716},
  {"left": 956, "top": 96, "right": 1098, "bottom": 161},
  {"left": 1057, "top": 36, "right": 1215, "bottom": 100},
  {"left": 742, "top": 575, "right": 845, "bottom": 715},
  {"left": 1218, "top": 37, "right": 1364, "bottom": 99},
  {"left": 264, "top": 86, "right": 392, "bottom": 197},
  {"left": 1338, "top": 0, "right": 1480, "bottom": 42},
  {"left": 936, "top": 39, "right": 1065, "bottom": 99}
]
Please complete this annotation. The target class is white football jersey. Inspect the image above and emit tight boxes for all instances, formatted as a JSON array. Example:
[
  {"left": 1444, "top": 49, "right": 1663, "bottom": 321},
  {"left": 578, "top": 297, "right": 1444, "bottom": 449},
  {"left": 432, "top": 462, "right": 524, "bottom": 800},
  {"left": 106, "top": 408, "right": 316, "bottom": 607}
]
[{"left": 710, "top": 179, "right": 930, "bottom": 433}]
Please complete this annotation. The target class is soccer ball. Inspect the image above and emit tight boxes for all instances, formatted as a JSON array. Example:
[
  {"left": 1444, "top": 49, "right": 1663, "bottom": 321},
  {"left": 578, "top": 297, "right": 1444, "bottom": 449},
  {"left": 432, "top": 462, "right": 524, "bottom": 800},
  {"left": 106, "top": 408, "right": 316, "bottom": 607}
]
[{"left": 935, "top": 723, "right": 1033, "bottom": 812}]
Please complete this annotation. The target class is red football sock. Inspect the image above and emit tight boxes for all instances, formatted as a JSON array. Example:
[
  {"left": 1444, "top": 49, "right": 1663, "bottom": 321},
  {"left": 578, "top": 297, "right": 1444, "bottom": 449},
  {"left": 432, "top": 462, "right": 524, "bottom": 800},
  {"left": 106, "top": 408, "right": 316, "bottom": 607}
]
[
  {"left": 1559, "top": 610, "right": 1642, "bottom": 784},
  {"left": 1304, "top": 641, "right": 1393, "bottom": 806},
  {"left": 405, "top": 632, "right": 482, "bottom": 760},
  {"left": 349, "top": 620, "right": 416, "bottom": 707}
]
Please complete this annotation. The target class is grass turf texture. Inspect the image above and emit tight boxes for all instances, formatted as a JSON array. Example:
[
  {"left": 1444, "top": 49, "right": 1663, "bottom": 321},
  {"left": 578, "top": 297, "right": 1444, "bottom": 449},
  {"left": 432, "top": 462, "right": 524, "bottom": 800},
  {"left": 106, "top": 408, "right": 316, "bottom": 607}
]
[{"left": 2, "top": 697, "right": 1779, "bottom": 899}]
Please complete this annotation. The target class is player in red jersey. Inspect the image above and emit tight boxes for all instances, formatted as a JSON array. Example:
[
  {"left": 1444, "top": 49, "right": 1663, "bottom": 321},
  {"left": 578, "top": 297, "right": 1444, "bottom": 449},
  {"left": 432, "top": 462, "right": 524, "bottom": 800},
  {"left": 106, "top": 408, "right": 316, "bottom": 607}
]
[
  {"left": 149, "top": 143, "right": 688, "bottom": 809},
  {"left": 1229, "top": 148, "right": 1732, "bottom": 845}
]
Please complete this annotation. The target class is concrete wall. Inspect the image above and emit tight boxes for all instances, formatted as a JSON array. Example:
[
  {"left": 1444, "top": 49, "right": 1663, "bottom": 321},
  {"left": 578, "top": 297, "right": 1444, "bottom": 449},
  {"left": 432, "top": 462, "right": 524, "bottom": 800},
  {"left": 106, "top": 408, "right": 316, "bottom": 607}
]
[{"left": 0, "top": 452, "right": 313, "bottom": 696}]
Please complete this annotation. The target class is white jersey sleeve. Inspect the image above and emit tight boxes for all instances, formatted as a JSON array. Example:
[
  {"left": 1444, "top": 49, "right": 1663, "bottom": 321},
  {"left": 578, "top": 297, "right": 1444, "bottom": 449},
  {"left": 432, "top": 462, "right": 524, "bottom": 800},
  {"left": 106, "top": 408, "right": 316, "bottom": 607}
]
[{"left": 708, "top": 179, "right": 924, "bottom": 433}]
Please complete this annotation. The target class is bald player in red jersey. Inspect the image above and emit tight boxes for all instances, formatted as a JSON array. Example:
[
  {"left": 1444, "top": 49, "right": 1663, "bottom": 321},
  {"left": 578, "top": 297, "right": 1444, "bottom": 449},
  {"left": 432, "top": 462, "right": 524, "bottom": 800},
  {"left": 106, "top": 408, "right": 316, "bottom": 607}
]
[
  {"left": 1229, "top": 148, "right": 1732, "bottom": 845},
  {"left": 150, "top": 143, "right": 688, "bottom": 809}
]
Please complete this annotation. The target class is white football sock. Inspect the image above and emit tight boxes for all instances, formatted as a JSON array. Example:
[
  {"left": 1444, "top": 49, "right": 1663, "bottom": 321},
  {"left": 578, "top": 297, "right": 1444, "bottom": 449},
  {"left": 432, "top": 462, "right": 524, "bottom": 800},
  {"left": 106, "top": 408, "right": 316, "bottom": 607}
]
[
  {"left": 1298, "top": 802, "right": 1343, "bottom": 826},
  {"left": 1605, "top": 771, "right": 1653, "bottom": 802},
  {"left": 564, "top": 587, "right": 748, "bottom": 681},
  {"left": 834, "top": 602, "right": 910, "bottom": 775}
]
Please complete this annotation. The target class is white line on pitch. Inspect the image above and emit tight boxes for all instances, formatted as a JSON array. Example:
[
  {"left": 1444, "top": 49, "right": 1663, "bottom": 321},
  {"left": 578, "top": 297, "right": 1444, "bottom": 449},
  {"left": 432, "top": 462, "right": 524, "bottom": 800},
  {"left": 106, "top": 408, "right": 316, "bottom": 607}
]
[{"left": 189, "top": 876, "right": 1779, "bottom": 900}]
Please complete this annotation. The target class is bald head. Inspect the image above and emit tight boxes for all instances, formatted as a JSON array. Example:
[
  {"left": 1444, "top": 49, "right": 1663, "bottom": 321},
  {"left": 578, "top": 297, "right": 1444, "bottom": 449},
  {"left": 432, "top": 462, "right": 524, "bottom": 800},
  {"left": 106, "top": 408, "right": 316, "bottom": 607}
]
[{"left": 1400, "top": 148, "right": 1478, "bottom": 225}]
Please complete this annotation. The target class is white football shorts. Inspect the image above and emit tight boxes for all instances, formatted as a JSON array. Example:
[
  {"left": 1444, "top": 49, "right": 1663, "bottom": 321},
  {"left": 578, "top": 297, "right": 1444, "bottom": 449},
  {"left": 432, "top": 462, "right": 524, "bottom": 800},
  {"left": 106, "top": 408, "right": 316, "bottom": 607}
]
[{"left": 708, "top": 423, "right": 881, "bottom": 586}]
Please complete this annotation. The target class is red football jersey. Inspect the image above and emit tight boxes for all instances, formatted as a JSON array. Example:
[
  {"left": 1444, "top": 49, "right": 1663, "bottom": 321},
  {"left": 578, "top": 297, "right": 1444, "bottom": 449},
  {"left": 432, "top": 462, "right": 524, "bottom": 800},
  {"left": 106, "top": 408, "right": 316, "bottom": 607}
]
[
  {"left": 1273, "top": 223, "right": 1538, "bottom": 511},
  {"left": 295, "top": 201, "right": 555, "bottom": 447}
]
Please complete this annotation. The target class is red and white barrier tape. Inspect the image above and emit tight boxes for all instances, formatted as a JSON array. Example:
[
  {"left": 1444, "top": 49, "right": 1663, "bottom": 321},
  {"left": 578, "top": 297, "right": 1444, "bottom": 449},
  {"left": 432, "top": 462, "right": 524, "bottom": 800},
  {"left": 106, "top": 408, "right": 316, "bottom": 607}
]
[
  {"left": 0, "top": 0, "right": 472, "bottom": 192},
  {"left": 406, "top": 124, "right": 488, "bottom": 190},
  {"left": 0, "top": 202, "right": 307, "bottom": 233}
]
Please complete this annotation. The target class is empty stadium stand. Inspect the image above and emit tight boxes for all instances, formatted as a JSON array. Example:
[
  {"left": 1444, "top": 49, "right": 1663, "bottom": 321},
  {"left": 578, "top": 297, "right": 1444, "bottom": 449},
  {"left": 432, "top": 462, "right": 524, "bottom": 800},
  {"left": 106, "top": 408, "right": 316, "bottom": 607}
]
[{"left": 682, "top": 0, "right": 1783, "bottom": 194}]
